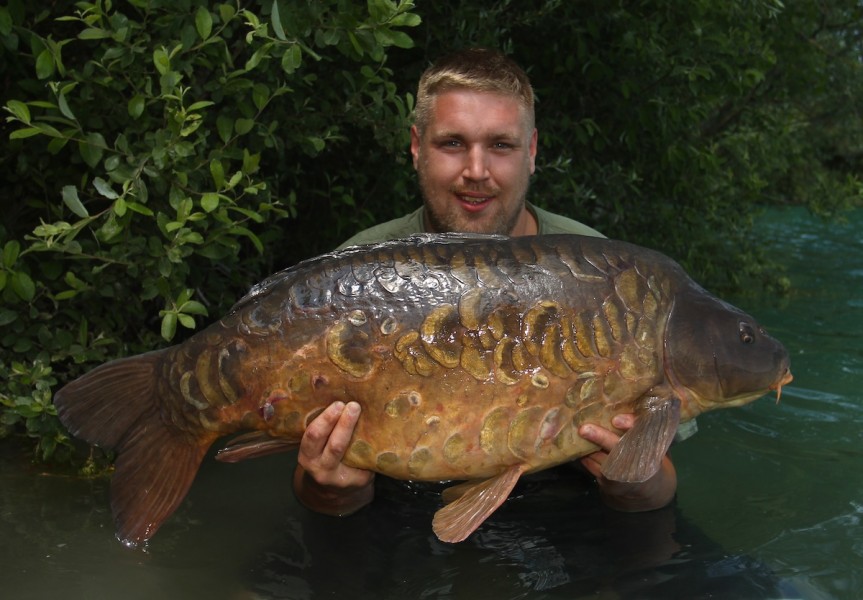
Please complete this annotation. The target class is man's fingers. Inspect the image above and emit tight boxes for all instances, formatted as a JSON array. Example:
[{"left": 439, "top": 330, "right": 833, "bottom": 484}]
[
  {"left": 300, "top": 401, "right": 346, "bottom": 457},
  {"left": 578, "top": 423, "right": 621, "bottom": 454},
  {"left": 324, "top": 401, "right": 361, "bottom": 460},
  {"left": 611, "top": 413, "right": 636, "bottom": 430}
]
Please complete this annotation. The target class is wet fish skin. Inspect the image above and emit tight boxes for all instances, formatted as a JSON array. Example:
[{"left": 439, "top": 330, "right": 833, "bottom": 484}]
[{"left": 54, "top": 233, "right": 792, "bottom": 546}]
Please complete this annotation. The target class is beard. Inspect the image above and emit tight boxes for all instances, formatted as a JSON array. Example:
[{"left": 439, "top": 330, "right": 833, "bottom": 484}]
[{"left": 419, "top": 170, "right": 530, "bottom": 237}]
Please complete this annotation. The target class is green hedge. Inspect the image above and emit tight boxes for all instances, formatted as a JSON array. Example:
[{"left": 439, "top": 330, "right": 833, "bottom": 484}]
[{"left": 0, "top": 0, "right": 421, "bottom": 464}]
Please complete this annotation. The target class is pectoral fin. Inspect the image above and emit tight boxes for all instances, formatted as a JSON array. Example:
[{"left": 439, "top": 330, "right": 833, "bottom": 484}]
[
  {"left": 215, "top": 431, "right": 299, "bottom": 463},
  {"left": 601, "top": 396, "right": 681, "bottom": 483},
  {"left": 432, "top": 464, "right": 526, "bottom": 543}
]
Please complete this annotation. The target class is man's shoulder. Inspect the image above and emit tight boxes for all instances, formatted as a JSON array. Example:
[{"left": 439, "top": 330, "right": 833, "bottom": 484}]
[
  {"left": 531, "top": 204, "right": 605, "bottom": 238},
  {"left": 337, "top": 208, "right": 425, "bottom": 249}
]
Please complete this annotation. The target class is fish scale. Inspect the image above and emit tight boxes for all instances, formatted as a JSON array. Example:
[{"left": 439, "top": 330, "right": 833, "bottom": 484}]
[{"left": 54, "top": 232, "right": 792, "bottom": 546}]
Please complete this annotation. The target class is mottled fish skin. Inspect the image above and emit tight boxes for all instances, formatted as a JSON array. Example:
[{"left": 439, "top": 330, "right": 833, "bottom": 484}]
[
  {"left": 156, "top": 233, "right": 729, "bottom": 478},
  {"left": 54, "top": 232, "right": 792, "bottom": 545}
]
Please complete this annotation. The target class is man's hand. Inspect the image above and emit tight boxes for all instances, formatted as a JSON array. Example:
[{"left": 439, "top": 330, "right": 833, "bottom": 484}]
[
  {"left": 578, "top": 414, "right": 677, "bottom": 512},
  {"left": 292, "top": 401, "right": 375, "bottom": 516}
]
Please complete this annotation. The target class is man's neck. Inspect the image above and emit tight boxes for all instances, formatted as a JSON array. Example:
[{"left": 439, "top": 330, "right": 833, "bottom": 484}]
[{"left": 510, "top": 205, "right": 538, "bottom": 237}]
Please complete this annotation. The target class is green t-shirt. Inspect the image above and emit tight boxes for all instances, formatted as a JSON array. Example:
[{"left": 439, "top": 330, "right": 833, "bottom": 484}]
[
  {"left": 337, "top": 203, "right": 604, "bottom": 249},
  {"left": 336, "top": 203, "right": 698, "bottom": 443}
]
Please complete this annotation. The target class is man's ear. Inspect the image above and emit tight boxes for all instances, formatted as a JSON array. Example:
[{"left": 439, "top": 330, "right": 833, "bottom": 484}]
[
  {"left": 529, "top": 128, "right": 538, "bottom": 174},
  {"left": 410, "top": 125, "right": 421, "bottom": 169}
]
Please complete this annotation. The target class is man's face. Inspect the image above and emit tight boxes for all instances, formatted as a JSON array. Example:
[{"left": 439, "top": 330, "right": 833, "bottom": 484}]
[{"left": 411, "top": 90, "right": 538, "bottom": 236}]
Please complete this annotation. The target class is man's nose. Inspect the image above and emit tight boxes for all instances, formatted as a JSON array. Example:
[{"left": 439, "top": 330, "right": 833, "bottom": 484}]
[{"left": 463, "top": 146, "right": 490, "bottom": 180}]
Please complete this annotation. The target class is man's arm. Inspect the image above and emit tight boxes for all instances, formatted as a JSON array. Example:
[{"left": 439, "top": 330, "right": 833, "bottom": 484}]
[{"left": 578, "top": 414, "right": 678, "bottom": 511}]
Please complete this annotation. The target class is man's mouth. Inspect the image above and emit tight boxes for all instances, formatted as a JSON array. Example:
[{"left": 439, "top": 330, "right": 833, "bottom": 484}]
[{"left": 455, "top": 191, "right": 496, "bottom": 210}]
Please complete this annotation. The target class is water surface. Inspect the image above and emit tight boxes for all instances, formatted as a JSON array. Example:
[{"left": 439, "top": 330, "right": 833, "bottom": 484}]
[{"left": 2, "top": 206, "right": 860, "bottom": 599}]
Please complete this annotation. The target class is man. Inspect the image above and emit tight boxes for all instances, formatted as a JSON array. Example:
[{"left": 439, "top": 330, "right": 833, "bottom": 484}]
[{"left": 292, "top": 48, "right": 685, "bottom": 521}]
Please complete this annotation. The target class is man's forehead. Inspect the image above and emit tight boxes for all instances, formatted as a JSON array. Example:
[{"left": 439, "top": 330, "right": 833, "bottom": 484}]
[{"left": 426, "top": 90, "right": 531, "bottom": 136}]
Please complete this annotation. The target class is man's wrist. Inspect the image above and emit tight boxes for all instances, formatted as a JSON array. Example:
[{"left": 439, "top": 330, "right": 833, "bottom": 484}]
[{"left": 292, "top": 464, "right": 374, "bottom": 516}]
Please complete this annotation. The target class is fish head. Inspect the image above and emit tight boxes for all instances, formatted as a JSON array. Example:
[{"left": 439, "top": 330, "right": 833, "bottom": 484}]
[{"left": 664, "top": 288, "right": 792, "bottom": 413}]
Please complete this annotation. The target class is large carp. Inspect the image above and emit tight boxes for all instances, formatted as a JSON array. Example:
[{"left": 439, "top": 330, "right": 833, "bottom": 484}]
[{"left": 55, "top": 233, "right": 792, "bottom": 547}]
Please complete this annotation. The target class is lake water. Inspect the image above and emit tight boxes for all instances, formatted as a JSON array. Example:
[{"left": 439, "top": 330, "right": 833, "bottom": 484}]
[{"left": 1, "top": 206, "right": 861, "bottom": 599}]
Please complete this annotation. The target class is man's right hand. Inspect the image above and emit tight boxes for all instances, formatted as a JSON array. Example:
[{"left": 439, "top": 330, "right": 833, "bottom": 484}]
[{"left": 292, "top": 401, "right": 375, "bottom": 516}]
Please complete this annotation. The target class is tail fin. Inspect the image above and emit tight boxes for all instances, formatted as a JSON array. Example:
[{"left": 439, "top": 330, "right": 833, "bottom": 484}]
[{"left": 54, "top": 350, "right": 216, "bottom": 546}]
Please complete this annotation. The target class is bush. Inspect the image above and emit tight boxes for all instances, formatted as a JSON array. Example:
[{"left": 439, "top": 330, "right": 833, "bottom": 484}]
[{"left": 0, "top": 0, "right": 420, "bottom": 462}]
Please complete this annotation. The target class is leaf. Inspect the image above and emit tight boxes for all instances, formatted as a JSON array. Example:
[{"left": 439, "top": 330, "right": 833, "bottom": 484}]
[
  {"left": 78, "top": 132, "right": 105, "bottom": 168},
  {"left": 216, "top": 115, "right": 233, "bottom": 143},
  {"left": 61, "top": 186, "right": 89, "bottom": 218},
  {"left": 390, "top": 12, "right": 422, "bottom": 27},
  {"left": 0, "top": 7, "right": 11, "bottom": 36},
  {"left": 230, "top": 207, "right": 265, "bottom": 222},
  {"left": 195, "top": 6, "right": 213, "bottom": 40},
  {"left": 0, "top": 308, "right": 17, "bottom": 326},
  {"left": 35, "top": 49, "right": 55, "bottom": 80},
  {"left": 57, "top": 92, "right": 76, "bottom": 121},
  {"left": 245, "top": 47, "right": 267, "bottom": 72},
  {"left": 252, "top": 84, "right": 269, "bottom": 111},
  {"left": 235, "top": 118, "right": 255, "bottom": 135},
  {"left": 180, "top": 300, "right": 208, "bottom": 316},
  {"left": 153, "top": 48, "right": 170, "bottom": 75},
  {"left": 201, "top": 192, "right": 219, "bottom": 212},
  {"left": 307, "top": 136, "right": 325, "bottom": 152},
  {"left": 178, "top": 313, "right": 196, "bottom": 329},
  {"left": 281, "top": 44, "right": 302, "bottom": 74},
  {"left": 210, "top": 159, "right": 226, "bottom": 188},
  {"left": 34, "top": 122, "right": 63, "bottom": 137},
  {"left": 128, "top": 94, "right": 145, "bottom": 118},
  {"left": 219, "top": 4, "right": 236, "bottom": 23},
  {"left": 126, "top": 202, "right": 154, "bottom": 216},
  {"left": 242, "top": 149, "right": 261, "bottom": 174},
  {"left": 93, "top": 177, "right": 118, "bottom": 199},
  {"left": 187, "top": 100, "right": 215, "bottom": 112},
  {"left": 5, "top": 100, "right": 32, "bottom": 123},
  {"left": 271, "top": 0, "right": 287, "bottom": 41},
  {"left": 78, "top": 28, "right": 112, "bottom": 40},
  {"left": 2, "top": 241, "right": 20, "bottom": 268},
  {"left": 161, "top": 312, "right": 177, "bottom": 341},
  {"left": 347, "top": 32, "right": 363, "bottom": 57},
  {"left": 11, "top": 272, "right": 36, "bottom": 301},
  {"left": 9, "top": 128, "right": 43, "bottom": 140},
  {"left": 229, "top": 225, "right": 264, "bottom": 253}
]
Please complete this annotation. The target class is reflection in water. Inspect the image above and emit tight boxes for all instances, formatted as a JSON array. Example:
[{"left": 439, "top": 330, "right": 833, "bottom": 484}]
[{"left": 241, "top": 469, "right": 795, "bottom": 599}]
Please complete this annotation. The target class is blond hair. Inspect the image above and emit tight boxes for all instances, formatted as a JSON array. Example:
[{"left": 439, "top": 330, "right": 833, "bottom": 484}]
[{"left": 413, "top": 48, "right": 535, "bottom": 135}]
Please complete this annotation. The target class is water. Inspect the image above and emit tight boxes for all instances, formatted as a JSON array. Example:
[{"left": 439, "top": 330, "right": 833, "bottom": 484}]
[{"left": 1, "top": 206, "right": 860, "bottom": 599}]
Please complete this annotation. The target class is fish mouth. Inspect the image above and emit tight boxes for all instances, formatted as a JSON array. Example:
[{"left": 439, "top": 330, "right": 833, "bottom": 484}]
[{"left": 769, "top": 368, "right": 794, "bottom": 403}]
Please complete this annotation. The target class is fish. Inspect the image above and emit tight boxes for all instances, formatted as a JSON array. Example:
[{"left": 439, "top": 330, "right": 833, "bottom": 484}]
[{"left": 54, "top": 232, "right": 792, "bottom": 547}]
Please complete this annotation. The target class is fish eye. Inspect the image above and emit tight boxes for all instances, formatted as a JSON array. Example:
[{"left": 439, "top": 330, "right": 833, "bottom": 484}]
[{"left": 739, "top": 322, "right": 755, "bottom": 344}]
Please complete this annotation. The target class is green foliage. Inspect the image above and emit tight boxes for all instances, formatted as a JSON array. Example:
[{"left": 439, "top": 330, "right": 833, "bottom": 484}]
[
  {"left": 0, "top": 0, "right": 420, "bottom": 461},
  {"left": 2, "top": 0, "right": 861, "bottom": 464}
]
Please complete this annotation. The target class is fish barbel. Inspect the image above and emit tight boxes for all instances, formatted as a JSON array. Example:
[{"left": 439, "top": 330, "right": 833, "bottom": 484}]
[{"left": 54, "top": 233, "right": 792, "bottom": 546}]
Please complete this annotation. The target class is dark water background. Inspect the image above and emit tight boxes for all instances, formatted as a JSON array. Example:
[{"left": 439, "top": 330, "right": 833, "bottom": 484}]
[{"left": 2, "top": 206, "right": 861, "bottom": 599}]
